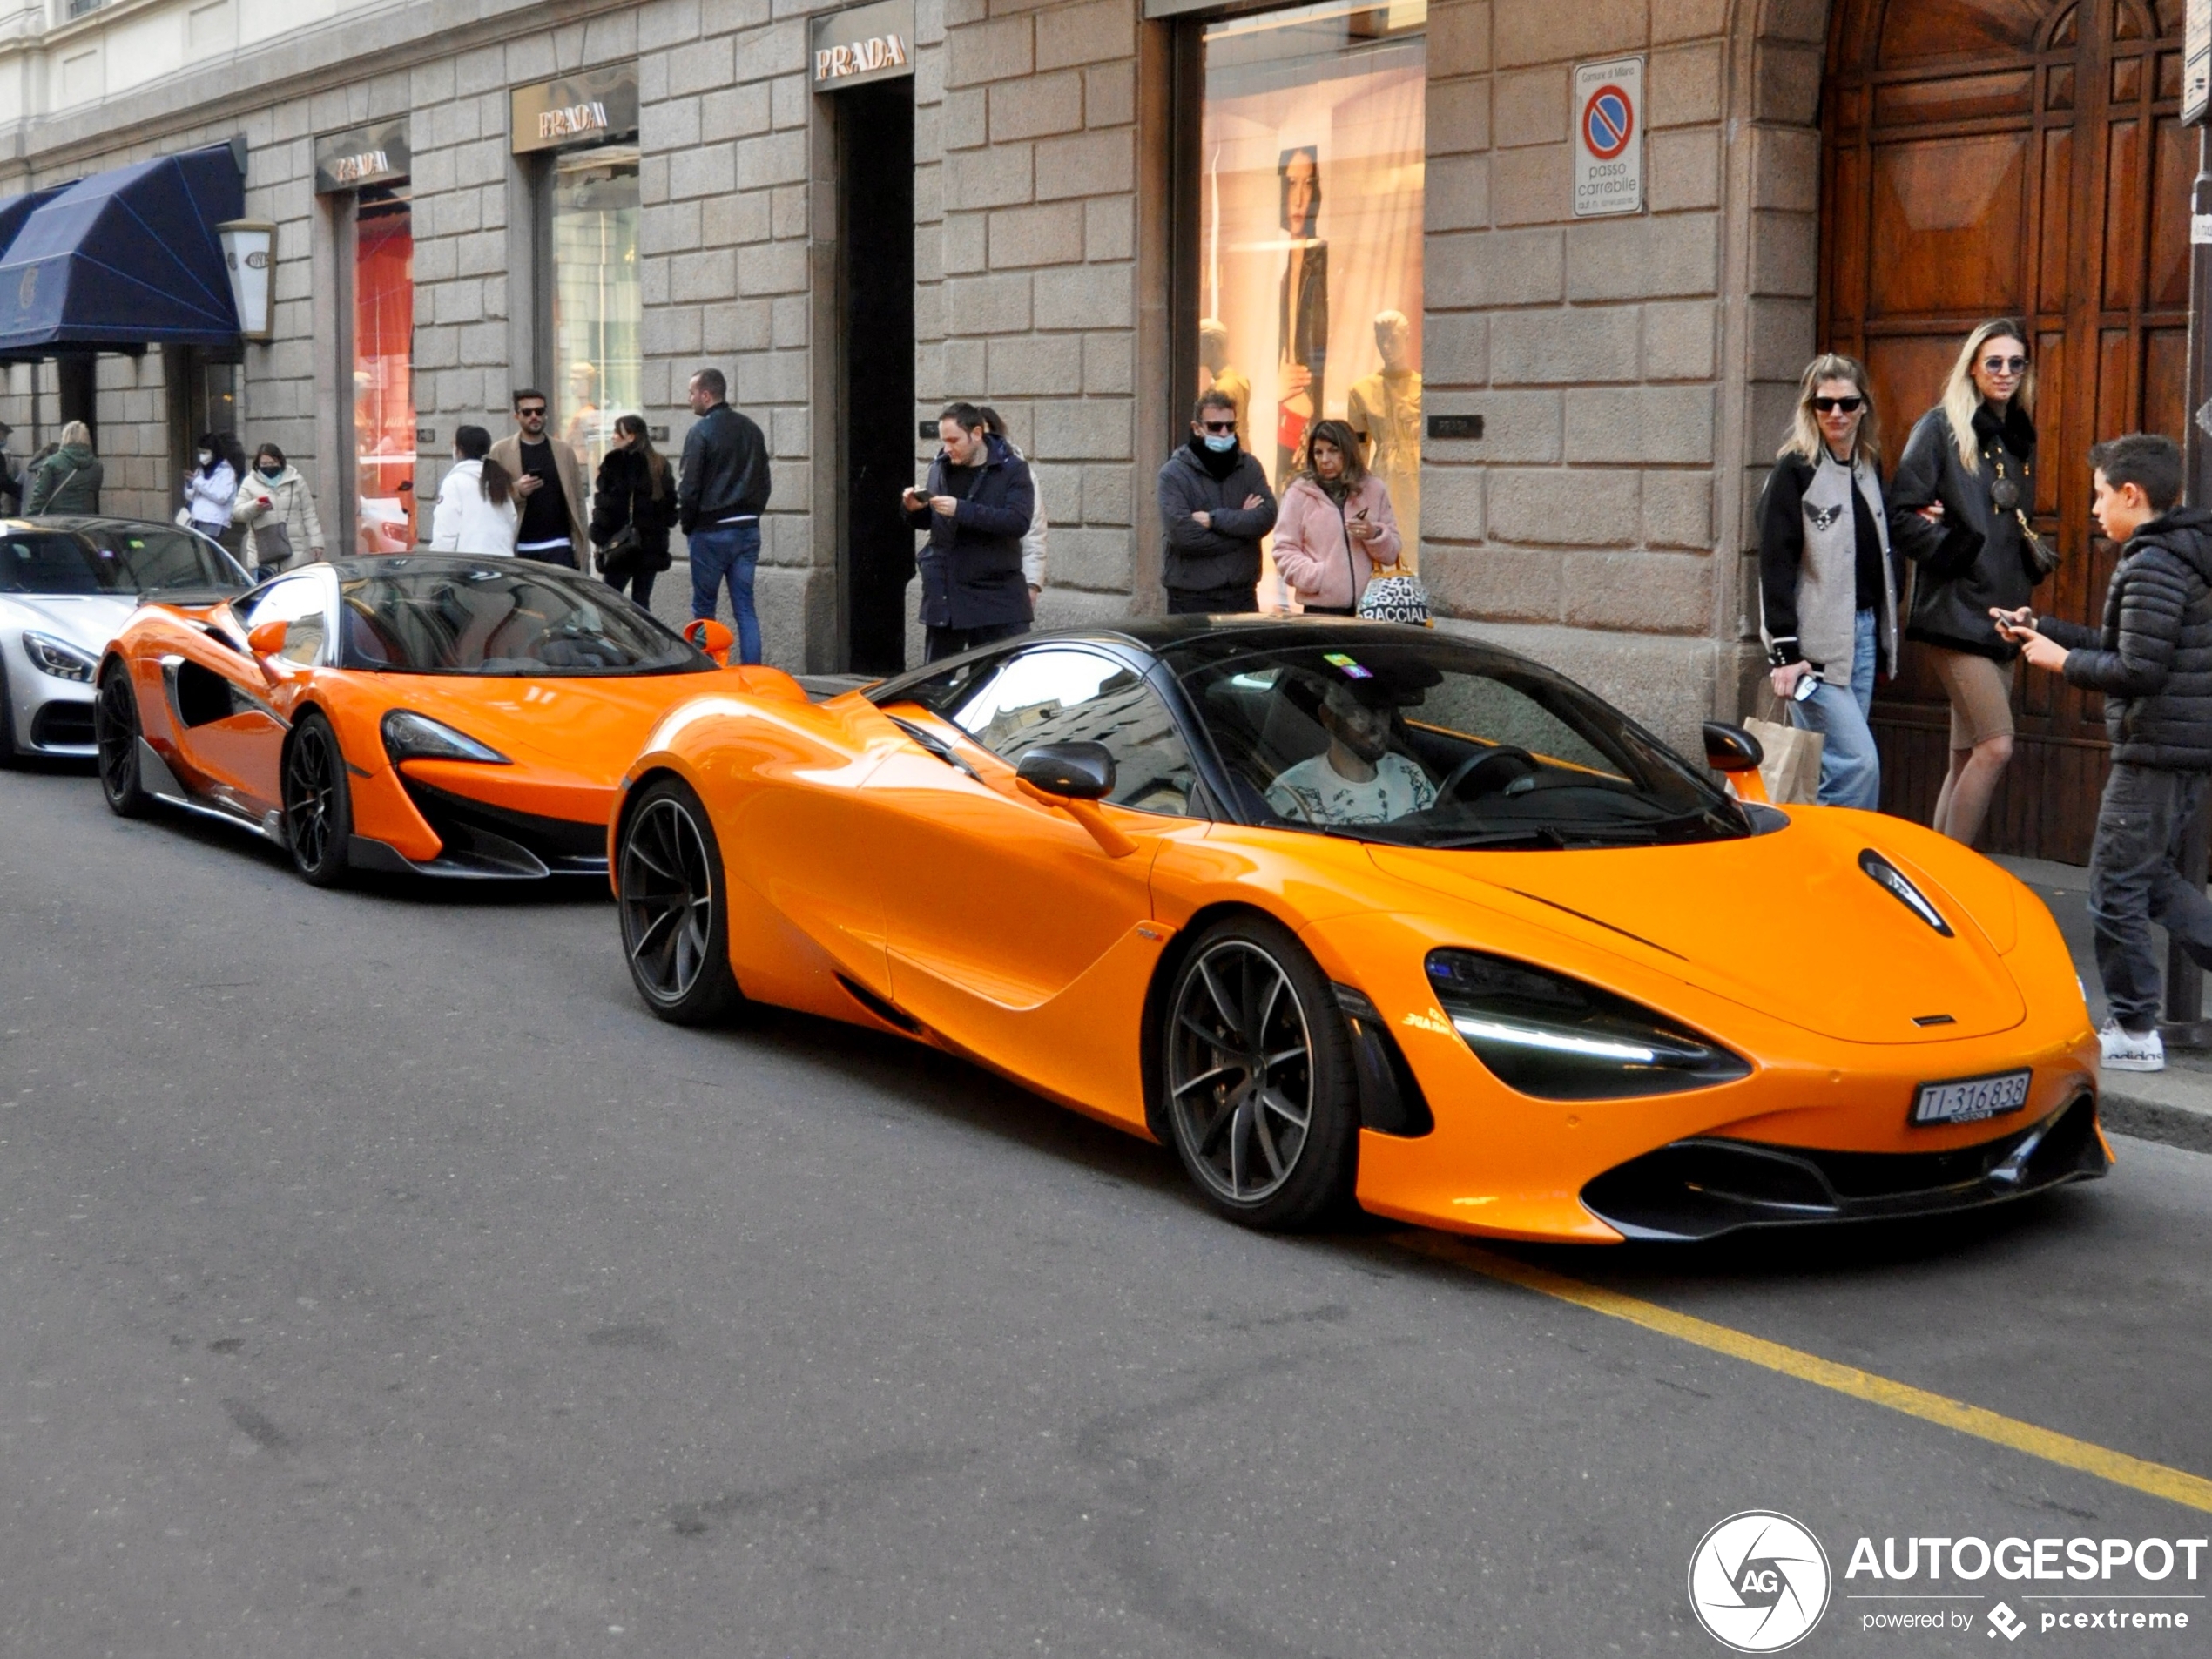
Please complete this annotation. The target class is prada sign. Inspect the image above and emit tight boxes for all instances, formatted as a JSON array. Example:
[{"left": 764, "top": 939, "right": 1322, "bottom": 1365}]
[
  {"left": 313, "top": 122, "right": 409, "bottom": 193},
  {"left": 511, "top": 64, "right": 639, "bottom": 154},
  {"left": 811, "top": 0, "right": 914, "bottom": 90}
]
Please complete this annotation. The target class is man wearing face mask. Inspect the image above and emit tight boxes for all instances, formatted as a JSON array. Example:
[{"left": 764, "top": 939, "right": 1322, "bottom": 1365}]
[{"left": 1157, "top": 389, "right": 1277, "bottom": 614}]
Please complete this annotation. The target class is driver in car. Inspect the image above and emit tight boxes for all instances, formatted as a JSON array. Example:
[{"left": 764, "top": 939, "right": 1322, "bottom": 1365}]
[{"left": 1265, "top": 678, "right": 1439, "bottom": 826}]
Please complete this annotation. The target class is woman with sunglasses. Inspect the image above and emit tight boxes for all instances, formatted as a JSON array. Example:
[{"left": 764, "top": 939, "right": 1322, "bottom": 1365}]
[
  {"left": 1757, "top": 354, "right": 1896, "bottom": 809},
  {"left": 1889, "top": 318, "right": 2042, "bottom": 846}
]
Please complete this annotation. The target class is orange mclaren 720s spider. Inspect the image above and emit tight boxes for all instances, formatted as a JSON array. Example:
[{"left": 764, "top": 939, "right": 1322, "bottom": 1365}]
[
  {"left": 607, "top": 619, "right": 2108, "bottom": 1243},
  {"left": 92, "top": 555, "right": 786, "bottom": 885}
]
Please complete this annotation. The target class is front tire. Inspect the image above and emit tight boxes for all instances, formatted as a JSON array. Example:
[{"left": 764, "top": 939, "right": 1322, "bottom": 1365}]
[
  {"left": 93, "top": 664, "right": 153, "bottom": 816},
  {"left": 282, "top": 712, "right": 353, "bottom": 887},
  {"left": 616, "top": 777, "right": 743, "bottom": 1025},
  {"left": 1161, "top": 914, "right": 1360, "bottom": 1231}
]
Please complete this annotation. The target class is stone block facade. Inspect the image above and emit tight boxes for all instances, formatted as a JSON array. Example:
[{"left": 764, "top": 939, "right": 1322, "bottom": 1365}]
[{"left": 0, "top": 0, "right": 1831, "bottom": 753}]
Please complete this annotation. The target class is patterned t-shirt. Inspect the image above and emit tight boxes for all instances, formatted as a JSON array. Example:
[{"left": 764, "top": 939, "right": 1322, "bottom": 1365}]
[{"left": 1266, "top": 752, "right": 1438, "bottom": 826}]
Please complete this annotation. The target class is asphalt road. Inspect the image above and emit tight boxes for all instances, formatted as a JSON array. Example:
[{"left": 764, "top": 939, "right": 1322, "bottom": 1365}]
[{"left": 3, "top": 759, "right": 2209, "bottom": 1658}]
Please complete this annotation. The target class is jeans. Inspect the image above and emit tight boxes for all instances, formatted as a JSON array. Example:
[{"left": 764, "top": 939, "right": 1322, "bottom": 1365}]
[
  {"left": 605, "top": 566, "right": 657, "bottom": 607},
  {"left": 924, "top": 620, "right": 1028, "bottom": 664},
  {"left": 688, "top": 522, "right": 761, "bottom": 664},
  {"left": 2090, "top": 764, "right": 2212, "bottom": 1031},
  {"left": 1790, "top": 608, "right": 1881, "bottom": 812}
]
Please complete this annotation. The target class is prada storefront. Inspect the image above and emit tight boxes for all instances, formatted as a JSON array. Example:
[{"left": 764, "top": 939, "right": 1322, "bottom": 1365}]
[
  {"left": 314, "top": 120, "right": 415, "bottom": 553},
  {"left": 514, "top": 65, "right": 643, "bottom": 477}
]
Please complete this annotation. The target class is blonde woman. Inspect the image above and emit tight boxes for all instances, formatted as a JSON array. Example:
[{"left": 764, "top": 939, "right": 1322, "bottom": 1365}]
[
  {"left": 1757, "top": 354, "right": 1896, "bottom": 810},
  {"left": 1888, "top": 318, "right": 2041, "bottom": 846}
]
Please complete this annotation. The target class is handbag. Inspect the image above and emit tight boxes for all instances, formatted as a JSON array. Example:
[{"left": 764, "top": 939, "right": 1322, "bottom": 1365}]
[
  {"left": 1990, "top": 452, "right": 2059, "bottom": 579},
  {"left": 254, "top": 516, "right": 295, "bottom": 571},
  {"left": 1742, "top": 697, "right": 1824, "bottom": 806},
  {"left": 595, "top": 523, "right": 642, "bottom": 580},
  {"left": 1359, "top": 564, "right": 1432, "bottom": 625}
]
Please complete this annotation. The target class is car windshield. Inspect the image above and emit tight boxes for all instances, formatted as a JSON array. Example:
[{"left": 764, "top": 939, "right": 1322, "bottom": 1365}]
[
  {"left": 0, "top": 527, "right": 246, "bottom": 595},
  {"left": 1162, "top": 632, "right": 1750, "bottom": 849},
  {"left": 337, "top": 564, "right": 711, "bottom": 677}
]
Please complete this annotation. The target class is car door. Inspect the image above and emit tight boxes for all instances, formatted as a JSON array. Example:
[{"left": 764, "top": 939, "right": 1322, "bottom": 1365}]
[
  {"left": 165, "top": 573, "right": 328, "bottom": 813},
  {"left": 867, "top": 644, "right": 1207, "bottom": 1124}
]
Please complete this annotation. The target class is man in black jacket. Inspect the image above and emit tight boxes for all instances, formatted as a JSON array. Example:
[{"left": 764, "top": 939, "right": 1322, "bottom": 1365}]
[
  {"left": 1157, "top": 391, "right": 1278, "bottom": 614},
  {"left": 902, "top": 401, "right": 1034, "bottom": 662},
  {"left": 679, "top": 367, "right": 772, "bottom": 664},
  {"left": 2002, "top": 433, "right": 2212, "bottom": 1072}
]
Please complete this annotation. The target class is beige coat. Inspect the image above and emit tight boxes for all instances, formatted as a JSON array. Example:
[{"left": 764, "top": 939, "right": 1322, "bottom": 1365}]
[
  {"left": 488, "top": 432, "right": 588, "bottom": 553},
  {"left": 229, "top": 466, "right": 327, "bottom": 567}
]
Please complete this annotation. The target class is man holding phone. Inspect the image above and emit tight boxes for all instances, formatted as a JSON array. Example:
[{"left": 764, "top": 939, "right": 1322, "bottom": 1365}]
[
  {"left": 1995, "top": 433, "right": 2212, "bottom": 1072},
  {"left": 905, "top": 401, "right": 1035, "bottom": 663}
]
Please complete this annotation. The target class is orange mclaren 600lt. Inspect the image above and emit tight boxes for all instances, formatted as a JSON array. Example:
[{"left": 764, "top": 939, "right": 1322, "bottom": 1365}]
[
  {"left": 608, "top": 619, "right": 2107, "bottom": 1242},
  {"left": 93, "top": 554, "right": 786, "bottom": 886}
]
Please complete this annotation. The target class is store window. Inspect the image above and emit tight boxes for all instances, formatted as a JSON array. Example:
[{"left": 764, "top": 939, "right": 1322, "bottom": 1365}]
[
  {"left": 354, "top": 190, "right": 416, "bottom": 552},
  {"left": 549, "top": 145, "right": 641, "bottom": 475},
  {"left": 514, "top": 66, "right": 643, "bottom": 481},
  {"left": 1192, "top": 0, "right": 1426, "bottom": 587}
]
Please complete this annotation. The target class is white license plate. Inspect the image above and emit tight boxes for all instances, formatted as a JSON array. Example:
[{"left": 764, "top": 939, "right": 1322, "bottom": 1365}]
[{"left": 1911, "top": 1069, "right": 2033, "bottom": 1126}]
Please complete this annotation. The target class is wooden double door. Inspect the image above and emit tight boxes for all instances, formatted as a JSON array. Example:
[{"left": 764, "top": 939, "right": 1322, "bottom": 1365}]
[{"left": 1820, "top": 0, "right": 2192, "bottom": 862}]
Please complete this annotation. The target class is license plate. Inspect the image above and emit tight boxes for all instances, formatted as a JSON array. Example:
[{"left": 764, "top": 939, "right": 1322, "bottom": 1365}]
[{"left": 1911, "top": 1069, "right": 2033, "bottom": 1126}]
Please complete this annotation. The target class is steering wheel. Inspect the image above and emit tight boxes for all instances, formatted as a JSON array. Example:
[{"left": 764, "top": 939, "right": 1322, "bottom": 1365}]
[{"left": 1440, "top": 745, "right": 1539, "bottom": 800}]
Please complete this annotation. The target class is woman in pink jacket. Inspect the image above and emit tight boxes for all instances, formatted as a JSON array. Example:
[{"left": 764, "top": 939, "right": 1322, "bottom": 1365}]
[{"left": 1271, "top": 418, "right": 1403, "bottom": 615}]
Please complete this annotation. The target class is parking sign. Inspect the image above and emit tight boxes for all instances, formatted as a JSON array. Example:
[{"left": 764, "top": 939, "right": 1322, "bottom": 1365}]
[{"left": 1574, "top": 57, "right": 1644, "bottom": 218}]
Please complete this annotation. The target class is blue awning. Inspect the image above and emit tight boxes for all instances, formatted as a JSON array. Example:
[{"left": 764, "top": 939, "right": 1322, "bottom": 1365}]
[{"left": 0, "top": 143, "right": 244, "bottom": 357}]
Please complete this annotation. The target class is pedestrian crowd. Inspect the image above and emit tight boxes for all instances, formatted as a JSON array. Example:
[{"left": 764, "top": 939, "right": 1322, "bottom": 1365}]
[{"left": 1755, "top": 316, "right": 2212, "bottom": 1075}]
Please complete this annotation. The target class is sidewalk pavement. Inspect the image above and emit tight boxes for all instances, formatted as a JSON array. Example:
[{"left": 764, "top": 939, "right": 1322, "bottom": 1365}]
[{"left": 1996, "top": 855, "right": 2212, "bottom": 1155}]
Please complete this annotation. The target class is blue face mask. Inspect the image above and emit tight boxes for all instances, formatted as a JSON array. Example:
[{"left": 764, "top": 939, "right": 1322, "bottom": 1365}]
[{"left": 1202, "top": 433, "right": 1237, "bottom": 454}]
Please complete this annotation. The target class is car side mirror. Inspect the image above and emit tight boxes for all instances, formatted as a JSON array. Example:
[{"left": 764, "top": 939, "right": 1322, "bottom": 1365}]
[
  {"left": 1702, "top": 721, "right": 1764, "bottom": 773},
  {"left": 684, "top": 617, "right": 733, "bottom": 666},
  {"left": 246, "top": 618, "right": 290, "bottom": 659},
  {"left": 1015, "top": 741, "right": 1116, "bottom": 801}
]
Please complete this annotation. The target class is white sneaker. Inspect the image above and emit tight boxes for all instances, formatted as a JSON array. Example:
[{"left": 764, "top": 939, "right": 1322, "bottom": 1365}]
[{"left": 2099, "top": 1021, "right": 2165, "bottom": 1073}]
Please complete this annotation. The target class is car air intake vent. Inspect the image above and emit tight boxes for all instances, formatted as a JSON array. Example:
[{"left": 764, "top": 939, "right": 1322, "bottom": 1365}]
[
  {"left": 30, "top": 703, "right": 95, "bottom": 747},
  {"left": 1859, "top": 848, "right": 1952, "bottom": 935}
]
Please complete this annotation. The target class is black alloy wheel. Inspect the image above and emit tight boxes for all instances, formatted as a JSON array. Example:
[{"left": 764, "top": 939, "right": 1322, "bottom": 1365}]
[
  {"left": 617, "top": 778, "right": 742, "bottom": 1025},
  {"left": 1162, "top": 914, "right": 1359, "bottom": 1230},
  {"left": 92, "top": 664, "right": 152, "bottom": 816},
  {"left": 282, "top": 712, "right": 353, "bottom": 887}
]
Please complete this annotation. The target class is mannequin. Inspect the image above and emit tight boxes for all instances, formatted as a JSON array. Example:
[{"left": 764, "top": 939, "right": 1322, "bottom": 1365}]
[
  {"left": 1345, "top": 309, "right": 1421, "bottom": 561},
  {"left": 1198, "top": 319, "right": 1251, "bottom": 445}
]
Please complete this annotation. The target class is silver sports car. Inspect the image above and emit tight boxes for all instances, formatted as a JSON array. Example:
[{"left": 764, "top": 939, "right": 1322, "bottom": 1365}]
[{"left": 0, "top": 518, "right": 250, "bottom": 760}]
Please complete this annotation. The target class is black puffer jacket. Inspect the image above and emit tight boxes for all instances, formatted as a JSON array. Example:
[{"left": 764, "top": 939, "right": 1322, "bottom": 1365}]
[
  {"left": 904, "top": 433, "right": 1035, "bottom": 630},
  {"left": 1889, "top": 401, "right": 2042, "bottom": 661},
  {"left": 2037, "top": 509, "right": 2212, "bottom": 769}
]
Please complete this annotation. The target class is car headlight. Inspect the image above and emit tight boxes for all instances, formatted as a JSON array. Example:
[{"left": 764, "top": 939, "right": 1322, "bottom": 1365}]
[
  {"left": 22, "top": 630, "right": 96, "bottom": 682},
  {"left": 1426, "top": 948, "right": 1750, "bottom": 1100},
  {"left": 381, "top": 709, "right": 511, "bottom": 765}
]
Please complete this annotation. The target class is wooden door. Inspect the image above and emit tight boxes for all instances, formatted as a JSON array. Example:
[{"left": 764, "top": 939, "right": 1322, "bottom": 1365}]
[{"left": 1820, "top": 0, "right": 2191, "bottom": 862}]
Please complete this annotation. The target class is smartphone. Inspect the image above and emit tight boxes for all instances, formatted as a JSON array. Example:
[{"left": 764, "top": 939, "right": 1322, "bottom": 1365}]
[{"left": 1791, "top": 670, "right": 1821, "bottom": 703}]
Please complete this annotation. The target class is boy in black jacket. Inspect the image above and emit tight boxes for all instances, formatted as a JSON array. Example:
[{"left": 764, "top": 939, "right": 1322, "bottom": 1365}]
[{"left": 2000, "top": 433, "right": 2212, "bottom": 1072}]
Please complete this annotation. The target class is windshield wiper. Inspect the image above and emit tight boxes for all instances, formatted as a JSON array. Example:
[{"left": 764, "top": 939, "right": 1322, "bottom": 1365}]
[{"left": 885, "top": 712, "right": 983, "bottom": 780}]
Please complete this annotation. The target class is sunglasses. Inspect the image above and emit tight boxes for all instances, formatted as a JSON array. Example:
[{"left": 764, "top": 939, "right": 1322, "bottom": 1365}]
[
  {"left": 1981, "top": 355, "right": 2028, "bottom": 374},
  {"left": 517, "top": 406, "right": 547, "bottom": 418},
  {"left": 1200, "top": 420, "right": 1237, "bottom": 433},
  {"left": 1811, "top": 395, "right": 1864, "bottom": 414}
]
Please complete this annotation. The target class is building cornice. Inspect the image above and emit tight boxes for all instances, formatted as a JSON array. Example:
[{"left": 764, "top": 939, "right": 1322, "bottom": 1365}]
[{"left": 0, "top": 0, "right": 640, "bottom": 180}]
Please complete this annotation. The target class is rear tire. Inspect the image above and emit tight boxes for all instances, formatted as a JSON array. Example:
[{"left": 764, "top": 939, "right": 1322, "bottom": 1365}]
[
  {"left": 1160, "top": 913, "right": 1361, "bottom": 1231},
  {"left": 93, "top": 664, "right": 152, "bottom": 816},
  {"left": 282, "top": 712, "right": 353, "bottom": 887},
  {"left": 617, "top": 777, "right": 743, "bottom": 1025}
]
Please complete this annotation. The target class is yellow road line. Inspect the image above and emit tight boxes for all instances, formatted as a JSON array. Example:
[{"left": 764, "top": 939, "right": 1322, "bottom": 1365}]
[{"left": 1400, "top": 1232, "right": 2212, "bottom": 1516}]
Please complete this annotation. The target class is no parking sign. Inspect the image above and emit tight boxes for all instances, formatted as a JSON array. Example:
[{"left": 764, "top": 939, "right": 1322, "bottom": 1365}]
[{"left": 1573, "top": 56, "right": 1644, "bottom": 218}]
